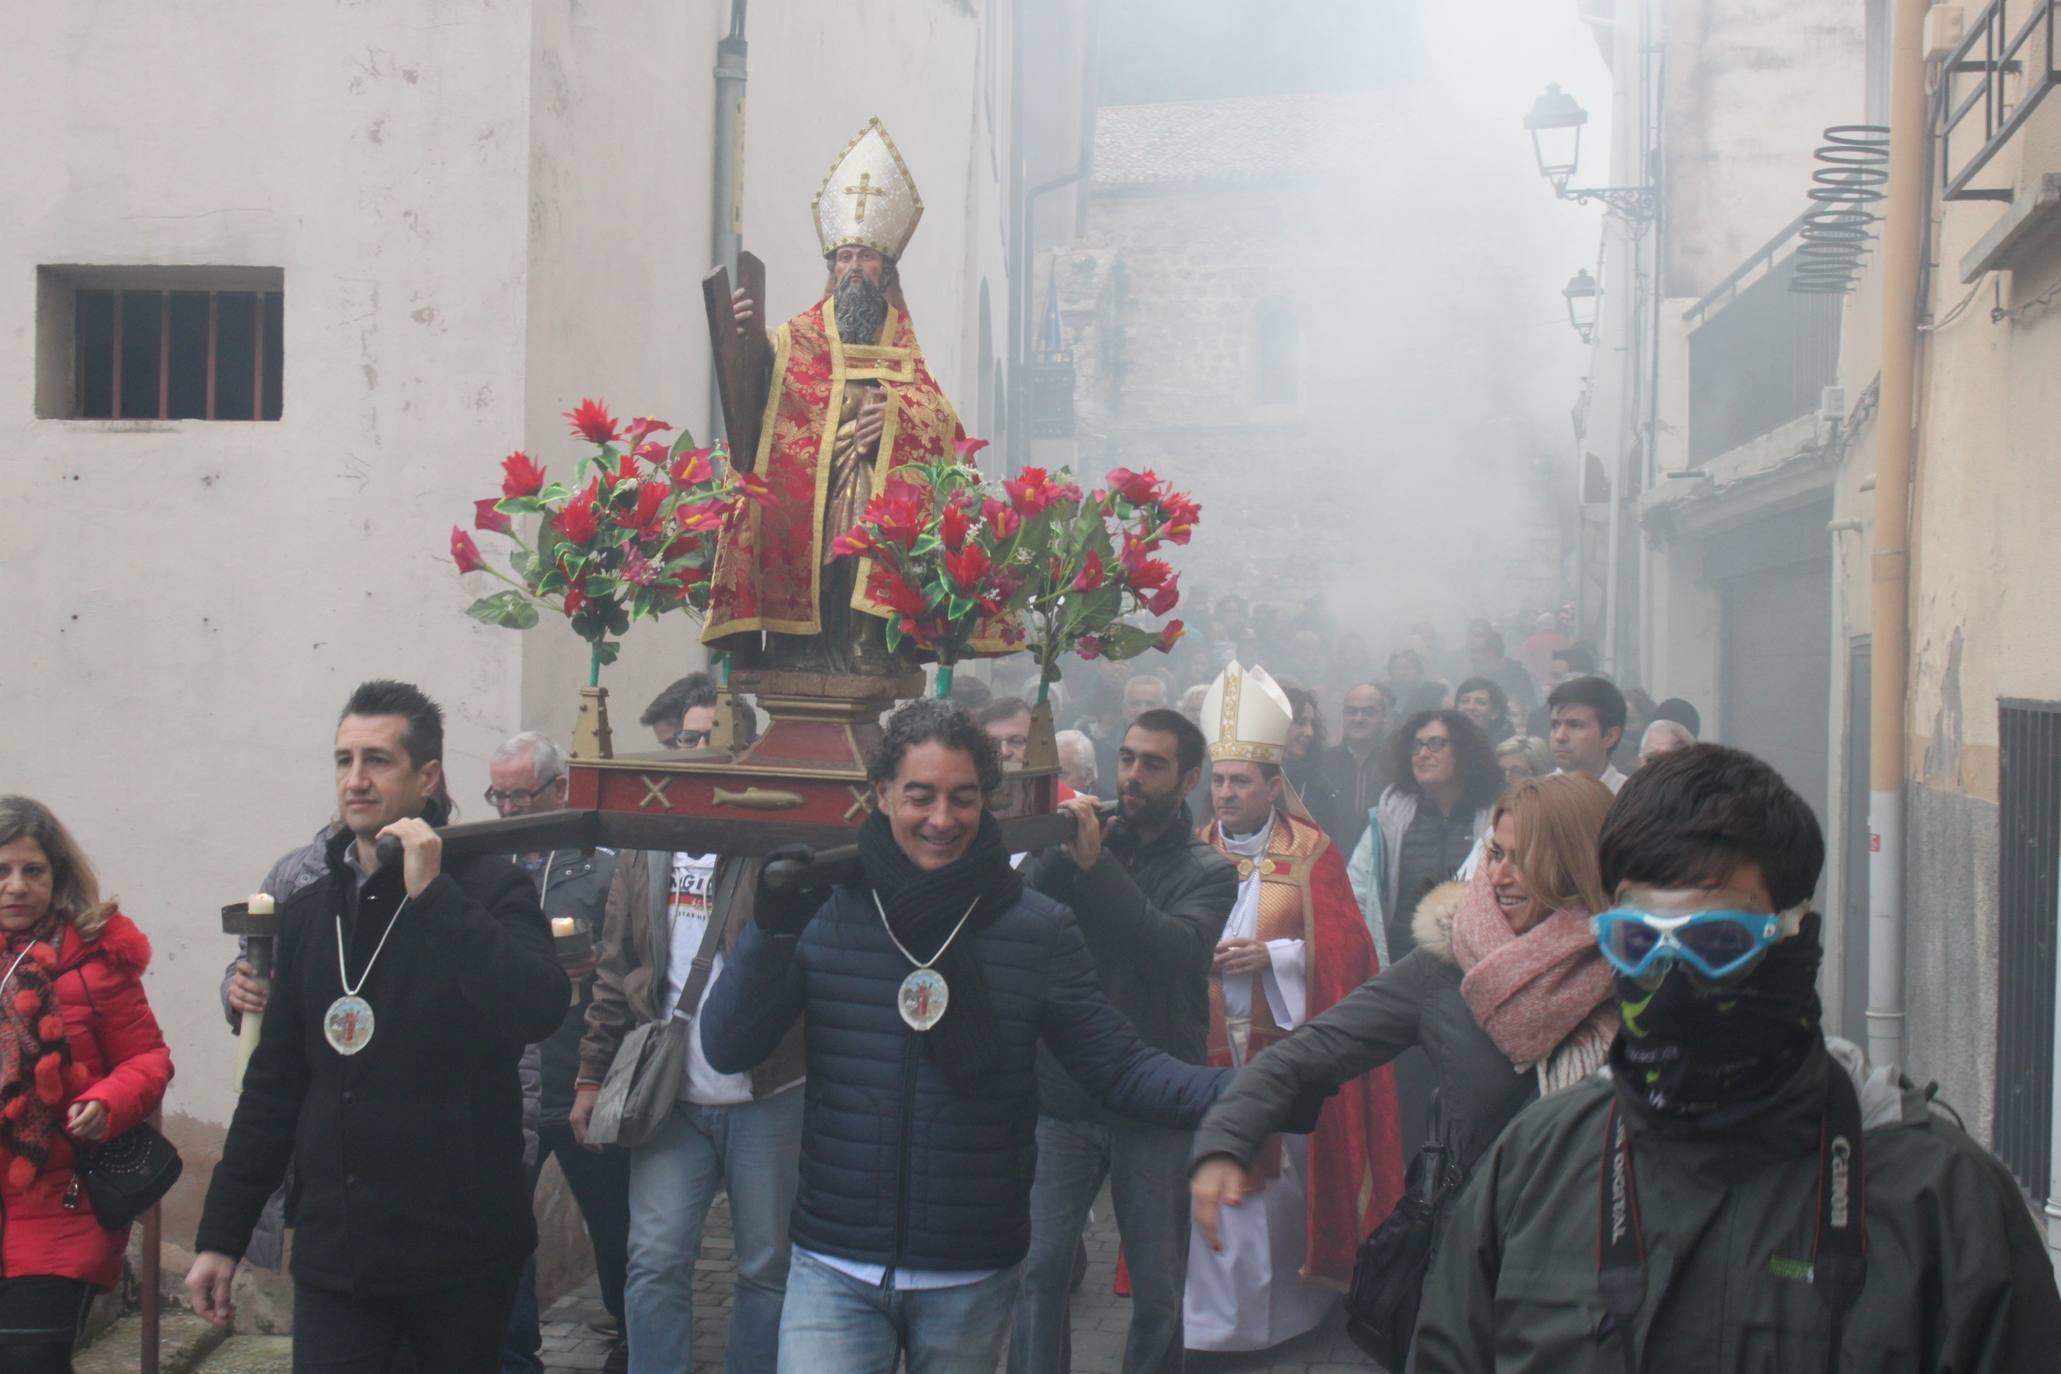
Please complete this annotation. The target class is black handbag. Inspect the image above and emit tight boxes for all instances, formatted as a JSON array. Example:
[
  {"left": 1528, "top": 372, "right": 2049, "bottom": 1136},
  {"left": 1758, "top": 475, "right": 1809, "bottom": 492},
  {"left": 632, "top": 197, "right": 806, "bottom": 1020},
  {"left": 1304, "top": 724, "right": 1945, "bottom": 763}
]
[
  {"left": 1344, "top": 1142, "right": 1466, "bottom": 1369},
  {"left": 68, "top": 1123, "right": 183, "bottom": 1229}
]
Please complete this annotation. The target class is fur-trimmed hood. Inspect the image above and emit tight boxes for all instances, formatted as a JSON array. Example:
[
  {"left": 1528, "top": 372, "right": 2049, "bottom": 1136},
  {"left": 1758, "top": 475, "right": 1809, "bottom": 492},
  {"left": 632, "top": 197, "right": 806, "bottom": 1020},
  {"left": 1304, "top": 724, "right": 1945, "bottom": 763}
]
[
  {"left": 60, "top": 909, "right": 150, "bottom": 975},
  {"left": 1411, "top": 881, "right": 1468, "bottom": 966}
]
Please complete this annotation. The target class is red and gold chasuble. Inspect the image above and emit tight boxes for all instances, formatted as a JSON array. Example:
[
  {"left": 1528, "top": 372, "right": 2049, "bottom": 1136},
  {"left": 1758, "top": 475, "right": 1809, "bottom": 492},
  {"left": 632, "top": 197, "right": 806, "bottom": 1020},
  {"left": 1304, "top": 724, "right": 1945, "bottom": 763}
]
[
  {"left": 703, "top": 299, "right": 963, "bottom": 643},
  {"left": 1200, "top": 810, "right": 1406, "bottom": 1287}
]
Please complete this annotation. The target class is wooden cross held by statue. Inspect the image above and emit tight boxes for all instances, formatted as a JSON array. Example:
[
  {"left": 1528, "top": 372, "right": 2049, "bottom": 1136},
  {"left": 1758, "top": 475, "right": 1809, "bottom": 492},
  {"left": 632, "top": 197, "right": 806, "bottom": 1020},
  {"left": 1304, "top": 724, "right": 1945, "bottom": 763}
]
[{"left": 702, "top": 251, "right": 775, "bottom": 472}]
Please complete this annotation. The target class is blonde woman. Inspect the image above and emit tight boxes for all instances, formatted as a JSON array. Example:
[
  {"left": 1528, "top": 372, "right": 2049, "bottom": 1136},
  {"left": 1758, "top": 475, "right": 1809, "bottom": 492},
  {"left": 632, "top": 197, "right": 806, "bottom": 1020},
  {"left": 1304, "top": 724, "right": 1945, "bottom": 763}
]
[
  {"left": 1189, "top": 774, "right": 1617, "bottom": 1329},
  {"left": 0, "top": 797, "right": 173, "bottom": 1373}
]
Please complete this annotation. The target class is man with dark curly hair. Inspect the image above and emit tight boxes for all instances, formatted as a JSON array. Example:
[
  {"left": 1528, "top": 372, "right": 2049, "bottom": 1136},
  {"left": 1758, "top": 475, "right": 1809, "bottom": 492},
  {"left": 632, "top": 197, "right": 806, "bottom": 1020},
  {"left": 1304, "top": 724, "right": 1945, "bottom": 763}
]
[{"left": 699, "top": 699, "right": 1228, "bottom": 1373}]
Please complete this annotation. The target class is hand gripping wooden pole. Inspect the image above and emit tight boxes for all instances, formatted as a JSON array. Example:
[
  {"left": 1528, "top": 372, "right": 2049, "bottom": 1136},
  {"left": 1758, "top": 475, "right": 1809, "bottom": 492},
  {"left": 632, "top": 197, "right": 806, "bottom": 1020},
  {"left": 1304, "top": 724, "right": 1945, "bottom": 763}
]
[{"left": 221, "top": 894, "right": 280, "bottom": 1092}]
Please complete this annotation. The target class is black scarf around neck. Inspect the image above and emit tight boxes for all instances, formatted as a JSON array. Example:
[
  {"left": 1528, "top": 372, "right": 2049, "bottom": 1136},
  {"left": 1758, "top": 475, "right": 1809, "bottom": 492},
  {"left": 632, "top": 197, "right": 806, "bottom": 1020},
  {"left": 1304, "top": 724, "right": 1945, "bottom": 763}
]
[{"left": 855, "top": 808, "right": 1021, "bottom": 1093}]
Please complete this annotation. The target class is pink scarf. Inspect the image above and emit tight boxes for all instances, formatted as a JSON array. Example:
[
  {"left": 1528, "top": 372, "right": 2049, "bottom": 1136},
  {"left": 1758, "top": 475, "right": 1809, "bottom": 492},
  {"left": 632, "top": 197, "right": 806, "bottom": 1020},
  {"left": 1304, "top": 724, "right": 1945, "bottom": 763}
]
[{"left": 1450, "top": 867, "right": 1618, "bottom": 1071}]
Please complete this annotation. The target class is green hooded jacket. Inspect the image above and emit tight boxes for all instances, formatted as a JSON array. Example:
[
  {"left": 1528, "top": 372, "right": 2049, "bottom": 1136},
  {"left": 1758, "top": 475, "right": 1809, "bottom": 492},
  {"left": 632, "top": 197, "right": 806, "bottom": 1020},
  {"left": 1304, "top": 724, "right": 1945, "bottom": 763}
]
[{"left": 1413, "top": 1038, "right": 2061, "bottom": 1372}]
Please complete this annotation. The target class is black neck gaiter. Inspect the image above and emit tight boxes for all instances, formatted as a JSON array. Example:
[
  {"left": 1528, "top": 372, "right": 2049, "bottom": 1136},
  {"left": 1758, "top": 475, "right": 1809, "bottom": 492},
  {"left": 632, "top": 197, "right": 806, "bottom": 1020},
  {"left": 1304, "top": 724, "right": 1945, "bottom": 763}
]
[{"left": 1609, "top": 913, "right": 1825, "bottom": 1130}]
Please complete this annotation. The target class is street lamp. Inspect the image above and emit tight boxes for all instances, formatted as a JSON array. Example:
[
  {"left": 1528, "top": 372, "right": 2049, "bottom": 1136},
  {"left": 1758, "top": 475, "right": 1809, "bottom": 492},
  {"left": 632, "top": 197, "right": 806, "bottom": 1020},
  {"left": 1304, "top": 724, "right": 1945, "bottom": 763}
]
[
  {"left": 1525, "top": 84, "right": 1586, "bottom": 193},
  {"left": 1524, "top": 84, "right": 1658, "bottom": 222},
  {"left": 1562, "top": 268, "right": 1599, "bottom": 343}
]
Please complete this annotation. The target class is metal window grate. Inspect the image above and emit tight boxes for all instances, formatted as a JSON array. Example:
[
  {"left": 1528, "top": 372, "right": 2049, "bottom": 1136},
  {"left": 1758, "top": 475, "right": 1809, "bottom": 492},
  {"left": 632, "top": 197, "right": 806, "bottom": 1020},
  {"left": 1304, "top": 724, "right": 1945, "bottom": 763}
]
[
  {"left": 72, "top": 286, "right": 283, "bottom": 421},
  {"left": 1996, "top": 698, "right": 2061, "bottom": 1200}
]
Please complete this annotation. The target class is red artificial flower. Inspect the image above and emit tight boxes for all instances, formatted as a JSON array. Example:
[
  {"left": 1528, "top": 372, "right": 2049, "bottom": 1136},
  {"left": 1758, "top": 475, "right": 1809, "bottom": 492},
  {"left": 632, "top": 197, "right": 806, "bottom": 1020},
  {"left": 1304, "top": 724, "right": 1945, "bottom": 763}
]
[
  {"left": 563, "top": 587, "right": 588, "bottom": 617},
  {"left": 554, "top": 478, "right": 602, "bottom": 545},
  {"left": 832, "top": 527, "right": 881, "bottom": 558},
  {"left": 942, "top": 542, "right": 992, "bottom": 593},
  {"left": 634, "top": 441, "right": 669, "bottom": 468},
  {"left": 501, "top": 450, "right": 547, "bottom": 498},
  {"left": 473, "top": 498, "right": 513, "bottom": 535},
  {"left": 450, "top": 526, "right": 486, "bottom": 574},
  {"left": 940, "top": 499, "right": 972, "bottom": 553},
  {"left": 1157, "top": 490, "right": 1201, "bottom": 544},
  {"left": 628, "top": 482, "right": 668, "bottom": 538},
  {"left": 621, "top": 549, "right": 662, "bottom": 588},
  {"left": 1076, "top": 634, "right": 1103, "bottom": 660},
  {"left": 864, "top": 479, "right": 930, "bottom": 550},
  {"left": 1154, "top": 620, "right": 1185, "bottom": 653},
  {"left": 674, "top": 497, "right": 732, "bottom": 533},
  {"left": 624, "top": 416, "right": 671, "bottom": 446},
  {"left": 1003, "top": 466, "right": 1058, "bottom": 516},
  {"left": 1123, "top": 546, "right": 1174, "bottom": 591},
  {"left": 991, "top": 566, "right": 1026, "bottom": 600},
  {"left": 1105, "top": 467, "right": 1163, "bottom": 506},
  {"left": 733, "top": 471, "right": 776, "bottom": 507},
  {"left": 866, "top": 565, "right": 930, "bottom": 616},
  {"left": 954, "top": 436, "right": 991, "bottom": 463},
  {"left": 670, "top": 446, "right": 716, "bottom": 487},
  {"left": 563, "top": 398, "right": 620, "bottom": 445},
  {"left": 1072, "top": 548, "right": 1107, "bottom": 592},
  {"left": 1143, "top": 572, "right": 1181, "bottom": 617},
  {"left": 980, "top": 496, "right": 1021, "bottom": 541}
]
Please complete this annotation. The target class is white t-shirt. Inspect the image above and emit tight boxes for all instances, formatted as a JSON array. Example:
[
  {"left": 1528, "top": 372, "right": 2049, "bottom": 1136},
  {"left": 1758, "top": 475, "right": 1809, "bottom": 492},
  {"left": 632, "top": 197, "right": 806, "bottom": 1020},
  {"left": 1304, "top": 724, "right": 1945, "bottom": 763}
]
[{"left": 662, "top": 852, "right": 754, "bottom": 1107}]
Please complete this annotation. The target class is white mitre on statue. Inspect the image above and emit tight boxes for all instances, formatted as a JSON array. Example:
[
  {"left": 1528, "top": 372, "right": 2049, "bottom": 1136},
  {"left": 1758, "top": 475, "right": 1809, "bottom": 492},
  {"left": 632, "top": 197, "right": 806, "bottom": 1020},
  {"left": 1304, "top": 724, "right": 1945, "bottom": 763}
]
[
  {"left": 1202, "top": 662, "right": 1294, "bottom": 764},
  {"left": 813, "top": 116, "right": 924, "bottom": 261}
]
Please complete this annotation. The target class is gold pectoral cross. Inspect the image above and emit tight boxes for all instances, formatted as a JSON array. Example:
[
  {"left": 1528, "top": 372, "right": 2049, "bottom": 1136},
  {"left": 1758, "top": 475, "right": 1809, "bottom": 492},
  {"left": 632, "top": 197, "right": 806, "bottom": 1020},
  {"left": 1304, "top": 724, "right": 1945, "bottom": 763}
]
[{"left": 845, "top": 171, "right": 887, "bottom": 222}]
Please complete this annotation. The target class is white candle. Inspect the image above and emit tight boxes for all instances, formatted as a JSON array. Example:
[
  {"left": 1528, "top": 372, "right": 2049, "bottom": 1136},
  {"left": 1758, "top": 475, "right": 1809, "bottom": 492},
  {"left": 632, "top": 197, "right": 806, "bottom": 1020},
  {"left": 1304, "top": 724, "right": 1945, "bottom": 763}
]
[
  {"left": 551, "top": 917, "right": 578, "bottom": 938},
  {"left": 248, "top": 894, "right": 275, "bottom": 916}
]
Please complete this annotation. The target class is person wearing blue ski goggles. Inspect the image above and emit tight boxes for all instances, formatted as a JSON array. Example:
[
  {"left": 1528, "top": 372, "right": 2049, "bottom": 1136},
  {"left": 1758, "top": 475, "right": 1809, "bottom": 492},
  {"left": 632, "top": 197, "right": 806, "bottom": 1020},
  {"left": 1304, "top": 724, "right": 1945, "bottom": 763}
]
[{"left": 1592, "top": 906, "right": 1786, "bottom": 983}]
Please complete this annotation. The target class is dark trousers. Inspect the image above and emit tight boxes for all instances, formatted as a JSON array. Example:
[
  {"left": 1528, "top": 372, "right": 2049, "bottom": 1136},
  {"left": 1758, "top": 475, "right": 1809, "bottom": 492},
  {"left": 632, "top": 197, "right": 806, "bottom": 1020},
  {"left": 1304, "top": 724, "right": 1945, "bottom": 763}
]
[
  {"left": 502, "top": 1124, "right": 634, "bottom": 1372},
  {"left": 294, "top": 1273, "right": 519, "bottom": 1374}
]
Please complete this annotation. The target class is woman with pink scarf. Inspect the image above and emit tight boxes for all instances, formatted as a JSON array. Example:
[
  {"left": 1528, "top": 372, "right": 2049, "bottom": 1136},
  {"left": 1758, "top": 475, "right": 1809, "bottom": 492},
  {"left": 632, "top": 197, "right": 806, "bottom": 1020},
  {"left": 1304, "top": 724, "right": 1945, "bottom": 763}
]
[{"left": 1189, "top": 772, "right": 1618, "bottom": 1272}]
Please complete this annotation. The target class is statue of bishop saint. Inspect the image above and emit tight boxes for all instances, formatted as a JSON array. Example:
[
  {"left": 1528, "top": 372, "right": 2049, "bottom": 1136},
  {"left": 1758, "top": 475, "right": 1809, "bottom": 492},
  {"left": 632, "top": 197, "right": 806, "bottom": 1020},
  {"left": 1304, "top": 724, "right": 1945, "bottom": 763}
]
[{"left": 703, "top": 117, "right": 969, "bottom": 677}]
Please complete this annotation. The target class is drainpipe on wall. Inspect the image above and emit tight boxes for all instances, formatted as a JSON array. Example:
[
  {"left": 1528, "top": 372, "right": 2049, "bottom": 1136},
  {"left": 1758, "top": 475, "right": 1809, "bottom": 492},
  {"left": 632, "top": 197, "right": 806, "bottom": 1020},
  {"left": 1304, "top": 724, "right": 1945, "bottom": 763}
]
[
  {"left": 2049, "top": 881, "right": 2061, "bottom": 1273},
  {"left": 708, "top": 0, "right": 748, "bottom": 441},
  {"left": 1864, "top": 0, "right": 1925, "bottom": 1078}
]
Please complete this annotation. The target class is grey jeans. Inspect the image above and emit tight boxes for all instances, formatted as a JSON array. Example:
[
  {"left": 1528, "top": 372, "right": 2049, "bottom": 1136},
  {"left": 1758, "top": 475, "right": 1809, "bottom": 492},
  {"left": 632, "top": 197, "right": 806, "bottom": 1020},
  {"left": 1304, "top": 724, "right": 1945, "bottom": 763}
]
[{"left": 1006, "top": 1115, "right": 1195, "bottom": 1374}]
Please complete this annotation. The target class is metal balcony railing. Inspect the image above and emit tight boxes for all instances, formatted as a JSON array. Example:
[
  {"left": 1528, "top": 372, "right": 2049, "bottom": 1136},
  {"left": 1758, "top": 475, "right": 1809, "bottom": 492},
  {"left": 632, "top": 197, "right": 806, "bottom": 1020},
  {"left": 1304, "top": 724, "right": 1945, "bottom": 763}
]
[
  {"left": 1941, "top": 0, "right": 2061, "bottom": 202},
  {"left": 1683, "top": 219, "right": 1844, "bottom": 466}
]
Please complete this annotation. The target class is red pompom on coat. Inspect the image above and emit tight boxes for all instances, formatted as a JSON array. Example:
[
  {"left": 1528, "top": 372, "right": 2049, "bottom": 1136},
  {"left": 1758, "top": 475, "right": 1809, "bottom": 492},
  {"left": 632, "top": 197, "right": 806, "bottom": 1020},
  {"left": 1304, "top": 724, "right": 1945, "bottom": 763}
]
[{"left": 3, "top": 912, "right": 174, "bottom": 1289}]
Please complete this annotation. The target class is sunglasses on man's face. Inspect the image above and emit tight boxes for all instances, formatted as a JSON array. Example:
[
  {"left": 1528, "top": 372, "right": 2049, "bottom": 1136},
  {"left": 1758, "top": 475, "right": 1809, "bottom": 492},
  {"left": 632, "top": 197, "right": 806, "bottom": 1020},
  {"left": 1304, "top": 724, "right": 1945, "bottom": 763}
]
[{"left": 668, "top": 728, "right": 715, "bottom": 750}]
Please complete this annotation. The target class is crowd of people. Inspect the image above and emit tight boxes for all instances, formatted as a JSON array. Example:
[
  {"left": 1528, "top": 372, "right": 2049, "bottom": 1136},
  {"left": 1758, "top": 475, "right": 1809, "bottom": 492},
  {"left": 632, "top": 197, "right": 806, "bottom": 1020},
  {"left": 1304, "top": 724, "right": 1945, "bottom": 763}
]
[{"left": 3, "top": 594, "right": 2053, "bottom": 1374}]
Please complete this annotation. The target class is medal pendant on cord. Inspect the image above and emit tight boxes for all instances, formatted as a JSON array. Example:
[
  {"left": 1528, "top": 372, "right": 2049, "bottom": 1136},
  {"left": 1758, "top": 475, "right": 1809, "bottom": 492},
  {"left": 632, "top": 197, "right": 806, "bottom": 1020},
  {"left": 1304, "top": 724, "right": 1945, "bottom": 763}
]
[
  {"left": 874, "top": 890, "right": 980, "bottom": 1036},
  {"left": 898, "top": 968, "right": 948, "bottom": 1032},
  {"left": 325, "top": 995, "right": 376, "bottom": 1055}
]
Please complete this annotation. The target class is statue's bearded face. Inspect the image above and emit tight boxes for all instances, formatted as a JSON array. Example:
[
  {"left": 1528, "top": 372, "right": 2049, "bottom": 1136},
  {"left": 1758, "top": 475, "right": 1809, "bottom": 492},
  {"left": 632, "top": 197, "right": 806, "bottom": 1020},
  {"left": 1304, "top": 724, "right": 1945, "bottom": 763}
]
[{"left": 829, "top": 246, "right": 894, "bottom": 344}]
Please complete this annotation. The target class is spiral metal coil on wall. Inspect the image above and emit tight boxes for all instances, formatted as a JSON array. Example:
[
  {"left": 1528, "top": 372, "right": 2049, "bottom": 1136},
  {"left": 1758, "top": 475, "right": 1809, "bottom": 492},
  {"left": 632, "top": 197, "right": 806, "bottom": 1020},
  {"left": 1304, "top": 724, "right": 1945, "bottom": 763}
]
[{"left": 1791, "top": 125, "right": 1890, "bottom": 294}]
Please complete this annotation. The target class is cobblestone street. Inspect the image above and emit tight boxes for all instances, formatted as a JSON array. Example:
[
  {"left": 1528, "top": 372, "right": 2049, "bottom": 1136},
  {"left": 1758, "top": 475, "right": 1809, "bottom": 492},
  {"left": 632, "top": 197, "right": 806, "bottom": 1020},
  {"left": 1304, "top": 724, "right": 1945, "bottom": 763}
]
[{"left": 540, "top": 1188, "right": 1381, "bottom": 1373}]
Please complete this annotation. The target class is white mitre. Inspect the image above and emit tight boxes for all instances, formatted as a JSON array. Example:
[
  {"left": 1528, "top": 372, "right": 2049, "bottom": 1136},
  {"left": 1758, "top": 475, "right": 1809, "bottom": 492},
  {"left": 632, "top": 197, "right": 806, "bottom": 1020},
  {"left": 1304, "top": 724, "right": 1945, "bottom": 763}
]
[
  {"left": 813, "top": 116, "right": 924, "bottom": 261},
  {"left": 1201, "top": 662, "right": 1293, "bottom": 764}
]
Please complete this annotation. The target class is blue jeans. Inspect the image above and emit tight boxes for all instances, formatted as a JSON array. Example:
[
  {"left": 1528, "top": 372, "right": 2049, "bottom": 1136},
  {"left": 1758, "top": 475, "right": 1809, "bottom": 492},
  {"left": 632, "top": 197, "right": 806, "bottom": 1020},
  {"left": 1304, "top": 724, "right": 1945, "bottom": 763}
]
[
  {"left": 1007, "top": 1115, "right": 1194, "bottom": 1374},
  {"left": 626, "top": 1089, "right": 803, "bottom": 1374},
  {"left": 777, "top": 1248, "right": 1022, "bottom": 1374},
  {"left": 500, "top": 1251, "right": 543, "bottom": 1374}
]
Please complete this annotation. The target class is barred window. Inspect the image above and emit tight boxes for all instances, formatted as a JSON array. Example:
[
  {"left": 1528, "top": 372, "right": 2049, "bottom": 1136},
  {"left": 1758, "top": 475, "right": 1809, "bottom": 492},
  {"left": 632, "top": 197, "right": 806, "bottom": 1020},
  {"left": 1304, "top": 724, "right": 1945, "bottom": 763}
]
[{"left": 37, "top": 267, "right": 283, "bottom": 421}]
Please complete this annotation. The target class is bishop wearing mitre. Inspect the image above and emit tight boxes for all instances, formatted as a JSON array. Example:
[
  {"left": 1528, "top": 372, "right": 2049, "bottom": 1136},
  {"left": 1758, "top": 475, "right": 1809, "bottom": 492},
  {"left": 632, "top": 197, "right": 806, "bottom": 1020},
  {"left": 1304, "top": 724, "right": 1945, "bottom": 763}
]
[
  {"left": 704, "top": 117, "right": 968, "bottom": 673},
  {"left": 1185, "top": 663, "right": 1404, "bottom": 1352}
]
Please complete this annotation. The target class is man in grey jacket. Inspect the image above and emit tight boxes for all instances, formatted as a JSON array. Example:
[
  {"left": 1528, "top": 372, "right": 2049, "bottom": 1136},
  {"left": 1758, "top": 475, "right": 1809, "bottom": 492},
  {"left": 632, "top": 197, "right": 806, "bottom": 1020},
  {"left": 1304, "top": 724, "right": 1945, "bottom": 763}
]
[{"left": 1007, "top": 708, "right": 1237, "bottom": 1374}]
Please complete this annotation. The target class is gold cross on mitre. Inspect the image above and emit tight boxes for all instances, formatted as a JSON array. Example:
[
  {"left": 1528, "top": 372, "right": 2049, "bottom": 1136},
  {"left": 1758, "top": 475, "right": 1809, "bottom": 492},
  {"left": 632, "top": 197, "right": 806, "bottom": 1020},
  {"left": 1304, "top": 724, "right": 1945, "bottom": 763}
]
[
  {"left": 844, "top": 171, "right": 887, "bottom": 223},
  {"left": 813, "top": 116, "right": 924, "bottom": 260}
]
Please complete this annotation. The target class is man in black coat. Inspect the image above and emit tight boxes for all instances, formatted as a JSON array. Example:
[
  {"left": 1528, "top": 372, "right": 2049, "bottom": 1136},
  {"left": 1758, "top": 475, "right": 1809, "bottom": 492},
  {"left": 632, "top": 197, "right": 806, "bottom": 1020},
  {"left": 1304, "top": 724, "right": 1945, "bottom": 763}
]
[
  {"left": 189, "top": 680, "right": 568, "bottom": 1373},
  {"left": 1007, "top": 709, "right": 1237, "bottom": 1374}
]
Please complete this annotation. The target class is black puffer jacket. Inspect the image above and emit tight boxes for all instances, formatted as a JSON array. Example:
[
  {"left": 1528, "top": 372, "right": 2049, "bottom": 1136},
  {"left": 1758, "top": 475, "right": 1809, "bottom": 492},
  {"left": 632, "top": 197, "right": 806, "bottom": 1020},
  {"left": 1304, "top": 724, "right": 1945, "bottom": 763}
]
[
  {"left": 1027, "top": 803, "right": 1236, "bottom": 1126},
  {"left": 196, "top": 820, "right": 569, "bottom": 1295},
  {"left": 701, "top": 883, "right": 1226, "bottom": 1273}
]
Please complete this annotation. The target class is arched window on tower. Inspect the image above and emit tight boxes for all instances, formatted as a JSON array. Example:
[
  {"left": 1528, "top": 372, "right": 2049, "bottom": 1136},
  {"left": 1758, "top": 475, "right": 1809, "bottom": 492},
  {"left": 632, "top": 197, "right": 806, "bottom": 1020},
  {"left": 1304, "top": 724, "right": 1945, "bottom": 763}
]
[{"left": 1254, "top": 297, "right": 1299, "bottom": 405}]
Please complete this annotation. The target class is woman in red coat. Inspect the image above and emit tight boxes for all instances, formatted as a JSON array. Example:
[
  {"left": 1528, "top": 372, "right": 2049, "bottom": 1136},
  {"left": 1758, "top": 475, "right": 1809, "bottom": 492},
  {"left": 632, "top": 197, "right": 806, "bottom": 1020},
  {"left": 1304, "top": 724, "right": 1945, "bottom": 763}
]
[{"left": 0, "top": 796, "right": 174, "bottom": 1372}]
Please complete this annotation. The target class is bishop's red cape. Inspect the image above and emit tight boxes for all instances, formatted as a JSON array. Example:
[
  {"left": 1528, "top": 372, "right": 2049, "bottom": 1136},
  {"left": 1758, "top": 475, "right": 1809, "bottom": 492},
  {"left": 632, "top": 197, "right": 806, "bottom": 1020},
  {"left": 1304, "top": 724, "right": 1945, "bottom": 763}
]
[
  {"left": 702, "top": 297, "right": 962, "bottom": 643},
  {"left": 1200, "top": 809, "right": 1406, "bottom": 1286}
]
